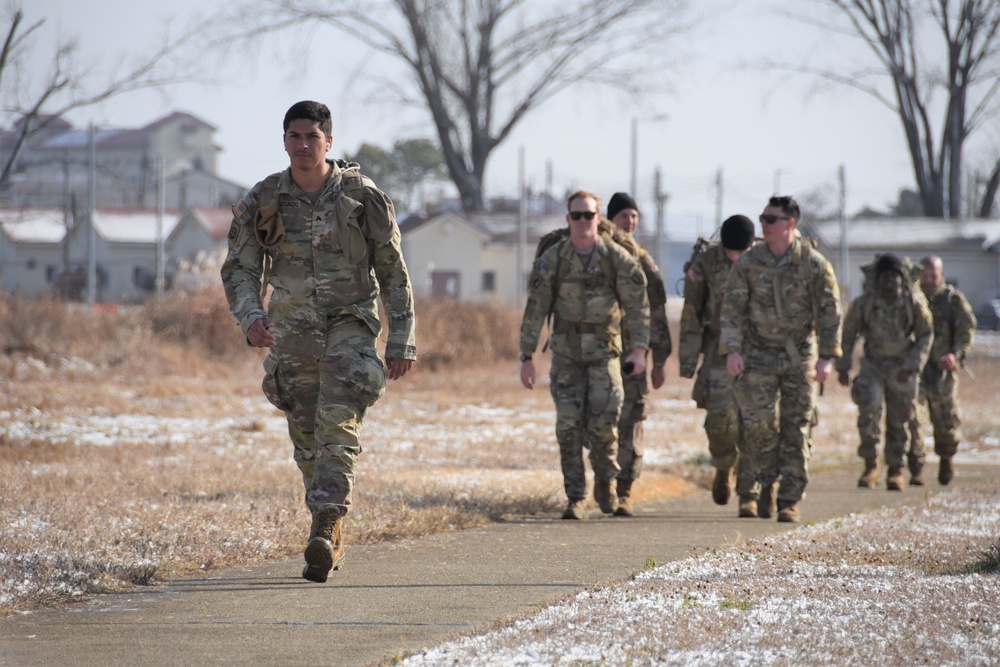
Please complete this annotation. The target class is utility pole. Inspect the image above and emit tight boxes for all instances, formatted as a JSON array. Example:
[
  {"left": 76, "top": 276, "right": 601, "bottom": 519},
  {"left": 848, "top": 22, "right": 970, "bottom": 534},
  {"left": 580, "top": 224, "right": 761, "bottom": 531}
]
[
  {"left": 714, "top": 166, "right": 724, "bottom": 230},
  {"left": 516, "top": 146, "right": 526, "bottom": 307},
  {"left": 653, "top": 167, "right": 668, "bottom": 277},
  {"left": 156, "top": 156, "right": 166, "bottom": 299},
  {"left": 86, "top": 123, "right": 97, "bottom": 305},
  {"left": 838, "top": 164, "right": 849, "bottom": 301}
]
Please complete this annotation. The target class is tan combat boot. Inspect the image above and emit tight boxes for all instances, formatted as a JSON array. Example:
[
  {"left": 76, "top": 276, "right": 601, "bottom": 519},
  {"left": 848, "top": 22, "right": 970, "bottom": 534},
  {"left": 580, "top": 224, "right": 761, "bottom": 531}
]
[
  {"left": 777, "top": 499, "right": 800, "bottom": 523},
  {"left": 711, "top": 468, "right": 734, "bottom": 506},
  {"left": 302, "top": 508, "right": 345, "bottom": 583},
  {"left": 614, "top": 478, "right": 635, "bottom": 517},
  {"left": 886, "top": 467, "right": 904, "bottom": 491},
  {"left": 857, "top": 458, "right": 880, "bottom": 488},
  {"left": 737, "top": 496, "right": 757, "bottom": 518},
  {"left": 593, "top": 478, "right": 618, "bottom": 515},
  {"left": 938, "top": 457, "right": 954, "bottom": 485},
  {"left": 562, "top": 499, "right": 587, "bottom": 520},
  {"left": 758, "top": 484, "right": 777, "bottom": 519},
  {"left": 909, "top": 467, "right": 925, "bottom": 487}
]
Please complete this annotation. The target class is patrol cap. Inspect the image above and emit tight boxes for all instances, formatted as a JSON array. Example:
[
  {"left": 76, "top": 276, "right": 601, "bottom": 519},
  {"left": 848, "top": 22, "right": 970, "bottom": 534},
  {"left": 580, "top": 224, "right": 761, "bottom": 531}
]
[
  {"left": 875, "top": 253, "right": 905, "bottom": 277},
  {"left": 607, "top": 192, "right": 639, "bottom": 220},
  {"left": 720, "top": 214, "right": 755, "bottom": 251}
]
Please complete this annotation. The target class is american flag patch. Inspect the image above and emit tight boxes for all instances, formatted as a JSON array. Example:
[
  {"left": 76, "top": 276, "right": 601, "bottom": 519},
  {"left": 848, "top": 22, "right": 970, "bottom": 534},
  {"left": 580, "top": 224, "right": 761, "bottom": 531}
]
[{"left": 232, "top": 200, "right": 247, "bottom": 218}]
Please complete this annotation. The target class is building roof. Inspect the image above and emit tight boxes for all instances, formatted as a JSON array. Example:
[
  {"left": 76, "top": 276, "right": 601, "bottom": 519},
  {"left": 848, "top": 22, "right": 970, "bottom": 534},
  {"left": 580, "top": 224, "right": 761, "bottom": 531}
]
[
  {"left": 401, "top": 211, "right": 565, "bottom": 243},
  {"left": 803, "top": 217, "right": 1000, "bottom": 251},
  {"left": 87, "top": 209, "right": 182, "bottom": 243},
  {"left": 0, "top": 208, "right": 66, "bottom": 243},
  {"left": 185, "top": 207, "right": 234, "bottom": 241}
]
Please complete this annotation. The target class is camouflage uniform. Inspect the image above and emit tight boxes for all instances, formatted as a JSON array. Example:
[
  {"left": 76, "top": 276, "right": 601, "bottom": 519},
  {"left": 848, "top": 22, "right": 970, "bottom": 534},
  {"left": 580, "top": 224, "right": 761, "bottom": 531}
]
[
  {"left": 221, "top": 159, "right": 416, "bottom": 518},
  {"left": 679, "top": 242, "right": 755, "bottom": 498},
  {"left": 617, "top": 247, "right": 672, "bottom": 483},
  {"left": 909, "top": 284, "right": 976, "bottom": 468},
  {"left": 719, "top": 238, "right": 841, "bottom": 505},
  {"left": 837, "top": 286, "right": 933, "bottom": 472},
  {"left": 520, "top": 236, "right": 650, "bottom": 504}
]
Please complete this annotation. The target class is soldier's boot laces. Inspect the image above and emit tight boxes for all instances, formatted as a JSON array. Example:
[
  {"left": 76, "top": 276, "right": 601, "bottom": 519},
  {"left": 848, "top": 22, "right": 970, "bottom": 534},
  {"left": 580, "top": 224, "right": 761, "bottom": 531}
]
[
  {"left": 594, "top": 478, "right": 618, "bottom": 515},
  {"left": 857, "top": 458, "right": 880, "bottom": 488},
  {"left": 737, "top": 495, "right": 758, "bottom": 518},
  {"left": 938, "top": 457, "right": 954, "bottom": 485},
  {"left": 886, "top": 467, "right": 905, "bottom": 491},
  {"left": 758, "top": 484, "right": 777, "bottom": 519},
  {"left": 302, "top": 509, "right": 345, "bottom": 583},
  {"left": 562, "top": 499, "right": 587, "bottom": 521},
  {"left": 776, "top": 499, "right": 800, "bottom": 523},
  {"left": 614, "top": 478, "right": 635, "bottom": 517},
  {"left": 711, "top": 467, "right": 734, "bottom": 506}
]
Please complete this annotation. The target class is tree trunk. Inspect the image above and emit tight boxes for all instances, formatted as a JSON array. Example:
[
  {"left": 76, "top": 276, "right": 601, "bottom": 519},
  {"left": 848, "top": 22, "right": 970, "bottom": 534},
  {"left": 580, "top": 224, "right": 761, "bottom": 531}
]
[{"left": 980, "top": 157, "right": 1000, "bottom": 218}]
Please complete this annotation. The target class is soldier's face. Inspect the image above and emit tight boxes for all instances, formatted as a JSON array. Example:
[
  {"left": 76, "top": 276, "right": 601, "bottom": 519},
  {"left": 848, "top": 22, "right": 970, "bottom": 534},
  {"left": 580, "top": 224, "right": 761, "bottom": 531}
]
[
  {"left": 878, "top": 271, "right": 903, "bottom": 301},
  {"left": 567, "top": 196, "right": 600, "bottom": 237},
  {"left": 760, "top": 205, "right": 794, "bottom": 244},
  {"left": 920, "top": 261, "right": 944, "bottom": 291},
  {"left": 612, "top": 209, "right": 639, "bottom": 234},
  {"left": 284, "top": 119, "right": 332, "bottom": 171}
]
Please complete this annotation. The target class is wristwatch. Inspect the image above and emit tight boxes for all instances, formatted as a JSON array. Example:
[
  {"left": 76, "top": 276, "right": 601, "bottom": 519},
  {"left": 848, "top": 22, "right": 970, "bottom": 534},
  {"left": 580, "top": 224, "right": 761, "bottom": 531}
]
[{"left": 519, "top": 353, "right": 532, "bottom": 363}]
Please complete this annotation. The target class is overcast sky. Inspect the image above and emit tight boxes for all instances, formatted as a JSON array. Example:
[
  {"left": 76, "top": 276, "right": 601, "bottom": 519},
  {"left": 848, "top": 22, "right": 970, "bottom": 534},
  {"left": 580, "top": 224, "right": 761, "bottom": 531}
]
[{"left": 24, "top": 0, "right": 990, "bottom": 239}]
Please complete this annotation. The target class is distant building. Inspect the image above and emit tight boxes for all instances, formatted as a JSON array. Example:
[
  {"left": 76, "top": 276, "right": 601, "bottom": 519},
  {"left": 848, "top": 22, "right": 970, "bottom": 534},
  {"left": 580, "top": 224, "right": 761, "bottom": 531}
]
[
  {"left": 800, "top": 217, "right": 1000, "bottom": 327},
  {"left": 0, "top": 111, "right": 246, "bottom": 210}
]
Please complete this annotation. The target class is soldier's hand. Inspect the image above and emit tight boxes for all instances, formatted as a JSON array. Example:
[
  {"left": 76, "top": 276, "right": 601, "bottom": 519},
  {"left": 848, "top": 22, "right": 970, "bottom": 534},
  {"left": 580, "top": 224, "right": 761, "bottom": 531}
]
[
  {"left": 837, "top": 370, "right": 850, "bottom": 387},
  {"left": 624, "top": 348, "right": 646, "bottom": 377},
  {"left": 651, "top": 365, "right": 666, "bottom": 389},
  {"left": 520, "top": 360, "right": 536, "bottom": 389},
  {"left": 247, "top": 317, "right": 276, "bottom": 348},
  {"left": 679, "top": 367, "right": 695, "bottom": 379},
  {"left": 815, "top": 357, "right": 833, "bottom": 385},
  {"left": 938, "top": 353, "right": 958, "bottom": 372},
  {"left": 386, "top": 358, "right": 413, "bottom": 380},
  {"left": 726, "top": 352, "right": 744, "bottom": 377}
]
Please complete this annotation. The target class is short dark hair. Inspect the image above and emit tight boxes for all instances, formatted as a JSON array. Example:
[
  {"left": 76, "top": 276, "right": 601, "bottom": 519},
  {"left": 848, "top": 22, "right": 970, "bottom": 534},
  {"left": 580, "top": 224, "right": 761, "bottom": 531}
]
[
  {"left": 283, "top": 100, "right": 332, "bottom": 136},
  {"left": 768, "top": 195, "right": 800, "bottom": 222}
]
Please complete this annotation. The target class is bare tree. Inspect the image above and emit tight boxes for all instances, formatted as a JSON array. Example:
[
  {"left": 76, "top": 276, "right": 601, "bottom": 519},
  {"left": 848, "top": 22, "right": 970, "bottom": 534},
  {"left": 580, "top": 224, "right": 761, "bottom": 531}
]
[
  {"left": 782, "top": 0, "right": 1000, "bottom": 218},
  {"left": 224, "top": 0, "right": 692, "bottom": 211},
  {"left": 0, "top": 6, "right": 208, "bottom": 193}
]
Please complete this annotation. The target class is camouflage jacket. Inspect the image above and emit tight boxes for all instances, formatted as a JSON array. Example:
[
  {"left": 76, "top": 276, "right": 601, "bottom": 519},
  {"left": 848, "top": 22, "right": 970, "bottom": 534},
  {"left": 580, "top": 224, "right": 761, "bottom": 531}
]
[
  {"left": 836, "top": 288, "right": 933, "bottom": 374},
  {"left": 519, "top": 235, "right": 650, "bottom": 363},
  {"left": 220, "top": 159, "right": 416, "bottom": 360},
  {"left": 678, "top": 242, "right": 742, "bottom": 375},
  {"left": 719, "top": 237, "right": 842, "bottom": 361},
  {"left": 923, "top": 283, "right": 977, "bottom": 365}
]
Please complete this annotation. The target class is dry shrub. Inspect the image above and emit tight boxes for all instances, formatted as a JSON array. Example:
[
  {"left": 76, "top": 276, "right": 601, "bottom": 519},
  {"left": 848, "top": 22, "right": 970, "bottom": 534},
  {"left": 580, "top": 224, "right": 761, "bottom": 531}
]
[
  {"left": 142, "top": 283, "right": 248, "bottom": 360},
  {"left": 413, "top": 297, "right": 521, "bottom": 370}
]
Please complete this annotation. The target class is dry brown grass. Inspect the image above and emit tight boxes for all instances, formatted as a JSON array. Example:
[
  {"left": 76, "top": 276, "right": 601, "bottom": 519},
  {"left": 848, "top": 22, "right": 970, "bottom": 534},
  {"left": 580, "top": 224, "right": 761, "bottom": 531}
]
[{"left": 1, "top": 289, "right": 998, "bottom": 616}]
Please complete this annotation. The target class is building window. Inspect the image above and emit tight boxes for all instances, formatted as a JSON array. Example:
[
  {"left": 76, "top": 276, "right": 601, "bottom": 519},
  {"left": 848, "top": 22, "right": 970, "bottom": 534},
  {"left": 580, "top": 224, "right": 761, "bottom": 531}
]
[{"left": 482, "top": 271, "right": 496, "bottom": 292}]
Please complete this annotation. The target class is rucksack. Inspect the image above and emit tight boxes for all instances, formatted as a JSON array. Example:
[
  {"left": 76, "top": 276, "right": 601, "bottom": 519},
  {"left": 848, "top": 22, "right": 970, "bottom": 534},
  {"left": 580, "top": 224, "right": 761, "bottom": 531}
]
[{"left": 858, "top": 253, "right": 922, "bottom": 328}]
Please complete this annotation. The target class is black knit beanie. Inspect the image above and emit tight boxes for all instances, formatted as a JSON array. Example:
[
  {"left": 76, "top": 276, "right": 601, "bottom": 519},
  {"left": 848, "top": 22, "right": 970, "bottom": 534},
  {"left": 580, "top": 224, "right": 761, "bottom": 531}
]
[
  {"left": 607, "top": 192, "right": 639, "bottom": 221},
  {"left": 875, "top": 253, "right": 905, "bottom": 277},
  {"left": 720, "top": 214, "right": 755, "bottom": 251}
]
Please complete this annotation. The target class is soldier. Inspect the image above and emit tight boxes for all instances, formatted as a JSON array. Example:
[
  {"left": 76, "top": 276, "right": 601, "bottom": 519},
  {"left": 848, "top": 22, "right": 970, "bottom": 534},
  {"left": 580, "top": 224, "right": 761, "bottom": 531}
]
[
  {"left": 908, "top": 255, "right": 976, "bottom": 485},
  {"left": 679, "top": 215, "right": 757, "bottom": 517},
  {"left": 220, "top": 101, "right": 416, "bottom": 583},
  {"left": 605, "top": 192, "right": 672, "bottom": 517},
  {"left": 836, "top": 253, "right": 932, "bottom": 490},
  {"left": 720, "top": 195, "right": 841, "bottom": 523},
  {"left": 520, "top": 190, "right": 651, "bottom": 520}
]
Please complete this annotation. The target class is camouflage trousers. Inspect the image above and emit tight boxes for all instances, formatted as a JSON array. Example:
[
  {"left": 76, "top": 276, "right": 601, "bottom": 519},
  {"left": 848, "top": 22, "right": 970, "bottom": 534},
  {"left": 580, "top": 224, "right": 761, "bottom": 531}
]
[
  {"left": 851, "top": 356, "right": 917, "bottom": 471},
  {"left": 550, "top": 353, "right": 624, "bottom": 502},
  {"left": 908, "top": 365, "right": 962, "bottom": 466},
  {"left": 694, "top": 351, "right": 757, "bottom": 498},
  {"left": 262, "top": 318, "right": 387, "bottom": 518},
  {"left": 734, "top": 344, "right": 817, "bottom": 503},
  {"left": 617, "top": 369, "right": 649, "bottom": 481}
]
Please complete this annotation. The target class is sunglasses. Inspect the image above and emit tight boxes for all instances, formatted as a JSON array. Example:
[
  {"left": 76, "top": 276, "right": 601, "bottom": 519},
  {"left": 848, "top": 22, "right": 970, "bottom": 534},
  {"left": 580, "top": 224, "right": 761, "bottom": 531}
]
[
  {"left": 569, "top": 211, "right": 598, "bottom": 221},
  {"left": 759, "top": 214, "right": 791, "bottom": 224}
]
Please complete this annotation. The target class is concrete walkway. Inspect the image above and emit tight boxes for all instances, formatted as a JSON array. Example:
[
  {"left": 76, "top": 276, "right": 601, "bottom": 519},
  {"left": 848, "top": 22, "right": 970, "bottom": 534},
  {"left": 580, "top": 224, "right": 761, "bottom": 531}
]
[{"left": 2, "top": 464, "right": 995, "bottom": 667}]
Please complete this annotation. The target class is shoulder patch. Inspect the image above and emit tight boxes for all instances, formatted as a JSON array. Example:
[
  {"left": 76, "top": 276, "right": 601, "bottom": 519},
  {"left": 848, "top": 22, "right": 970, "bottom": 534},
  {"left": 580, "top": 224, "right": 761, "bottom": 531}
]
[{"left": 231, "top": 192, "right": 255, "bottom": 226}]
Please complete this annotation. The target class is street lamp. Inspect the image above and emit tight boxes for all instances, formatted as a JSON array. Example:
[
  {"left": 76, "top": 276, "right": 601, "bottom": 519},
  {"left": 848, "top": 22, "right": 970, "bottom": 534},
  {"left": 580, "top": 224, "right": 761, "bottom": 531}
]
[{"left": 629, "top": 114, "right": 670, "bottom": 197}]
